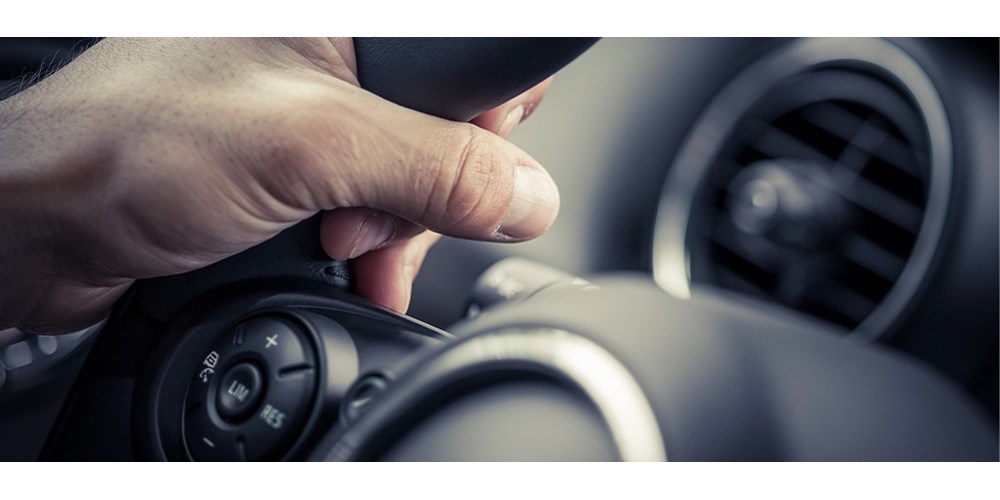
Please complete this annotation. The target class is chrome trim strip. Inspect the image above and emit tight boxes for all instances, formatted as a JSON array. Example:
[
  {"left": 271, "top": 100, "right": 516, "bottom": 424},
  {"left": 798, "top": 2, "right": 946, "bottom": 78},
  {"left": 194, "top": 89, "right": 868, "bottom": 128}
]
[{"left": 327, "top": 327, "right": 666, "bottom": 461}]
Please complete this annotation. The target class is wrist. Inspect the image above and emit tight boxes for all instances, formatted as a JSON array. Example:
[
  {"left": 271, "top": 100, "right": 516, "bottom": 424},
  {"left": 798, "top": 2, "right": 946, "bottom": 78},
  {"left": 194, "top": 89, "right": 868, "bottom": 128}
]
[
  {"left": 0, "top": 91, "right": 114, "bottom": 330},
  {"left": 0, "top": 178, "right": 61, "bottom": 330}
]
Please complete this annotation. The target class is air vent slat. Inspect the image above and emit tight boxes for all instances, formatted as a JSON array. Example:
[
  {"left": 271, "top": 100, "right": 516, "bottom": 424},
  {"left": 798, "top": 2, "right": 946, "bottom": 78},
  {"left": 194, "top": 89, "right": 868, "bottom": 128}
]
[
  {"left": 708, "top": 224, "right": 782, "bottom": 275},
  {"left": 862, "top": 155, "right": 924, "bottom": 206},
  {"left": 839, "top": 235, "right": 907, "bottom": 282},
  {"left": 755, "top": 122, "right": 836, "bottom": 165},
  {"left": 757, "top": 123, "right": 924, "bottom": 233},
  {"left": 801, "top": 103, "right": 922, "bottom": 178},
  {"left": 837, "top": 173, "right": 923, "bottom": 233},
  {"left": 799, "top": 102, "right": 865, "bottom": 141},
  {"left": 772, "top": 109, "right": 850, "bottom": 159},
  {"left": 855, "top": 207, "right": 919, "bottom": 257},
  {"left": 714, "top": 264, "right": 775, "bottom": 297},
  {"left": 838, "top": 119, "right": 888, "bottom": 167},
  {"left": 811, "top": 279, "right": 878, "bottom": 324},
  {"left": 872, "top": 135, "right": 925, "bottom": 178},
  {"left": 709, "top": 239, "right": 780, "bottom": 292},
  {"left": 800, "top": 295, "right": 869, "bottom": 327}
]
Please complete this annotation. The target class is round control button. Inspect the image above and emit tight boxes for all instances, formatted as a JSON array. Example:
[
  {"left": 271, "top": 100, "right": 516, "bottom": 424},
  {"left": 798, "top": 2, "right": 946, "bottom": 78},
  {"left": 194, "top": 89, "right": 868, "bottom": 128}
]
[
  {"left": 2, "top": 341, "right": 32, "bottom": 369},
  {"left": 215, "top": 362, "right": 265, "bottom": 422},
  {"left": 342, "top": 373, "right": 390, "bottom": 422},
  {"left": 36, "top": 335, "right": 58, "bottom": 356}
]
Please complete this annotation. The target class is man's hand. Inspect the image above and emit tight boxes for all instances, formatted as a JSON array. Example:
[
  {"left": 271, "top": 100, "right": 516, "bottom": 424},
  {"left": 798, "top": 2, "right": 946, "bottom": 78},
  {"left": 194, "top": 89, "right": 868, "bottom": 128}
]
[{"left": 0, "top": 38, "right": 559, "bottom": 333}]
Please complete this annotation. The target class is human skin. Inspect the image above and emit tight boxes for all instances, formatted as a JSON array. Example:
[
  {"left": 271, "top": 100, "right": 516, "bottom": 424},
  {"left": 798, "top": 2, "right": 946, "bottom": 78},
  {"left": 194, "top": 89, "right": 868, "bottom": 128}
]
[{"left": 0, "top": 38, "right": 559, "bottom": 333}]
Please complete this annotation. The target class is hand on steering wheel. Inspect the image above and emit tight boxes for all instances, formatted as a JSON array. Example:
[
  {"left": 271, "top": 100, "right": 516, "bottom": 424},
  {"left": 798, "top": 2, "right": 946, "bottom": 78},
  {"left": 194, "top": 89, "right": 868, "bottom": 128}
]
[{"left": 0, "top": 37, "right": 559, "bottom": 333}]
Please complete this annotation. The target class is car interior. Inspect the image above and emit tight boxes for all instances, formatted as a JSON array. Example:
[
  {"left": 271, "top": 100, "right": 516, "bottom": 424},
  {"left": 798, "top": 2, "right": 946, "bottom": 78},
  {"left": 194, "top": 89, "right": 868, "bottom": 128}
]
[{"left": 0, "top": 37, "right": 997, "bottom": 461}]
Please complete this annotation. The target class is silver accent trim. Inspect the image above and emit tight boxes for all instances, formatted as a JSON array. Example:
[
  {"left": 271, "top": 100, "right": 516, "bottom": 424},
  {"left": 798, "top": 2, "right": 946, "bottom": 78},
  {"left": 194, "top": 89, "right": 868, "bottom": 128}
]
[
  {"left": 652, "top": 38, "right": 952, "bottom": 340},
  {"left": 328, "top": 327, "right": 666, "bottom": 461}
]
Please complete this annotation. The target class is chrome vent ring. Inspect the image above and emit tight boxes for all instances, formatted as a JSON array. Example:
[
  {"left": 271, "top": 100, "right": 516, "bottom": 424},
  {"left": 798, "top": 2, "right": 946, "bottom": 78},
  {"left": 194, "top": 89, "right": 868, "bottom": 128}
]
[{"left": 652, "top": 38, "right": 952, "bottom": 340}]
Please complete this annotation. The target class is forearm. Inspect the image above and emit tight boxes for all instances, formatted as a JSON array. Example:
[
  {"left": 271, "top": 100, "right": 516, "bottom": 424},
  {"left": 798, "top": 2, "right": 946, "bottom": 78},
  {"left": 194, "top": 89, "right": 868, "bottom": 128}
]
[
  {"left": 0, "top": 82, "right": 120, "bottom": 332},
  {"left": 0, "top": 147, "right": 57, "bottom": 330},
  {"left": 1, "top": 92, "right": 62, "bottom": 329}
]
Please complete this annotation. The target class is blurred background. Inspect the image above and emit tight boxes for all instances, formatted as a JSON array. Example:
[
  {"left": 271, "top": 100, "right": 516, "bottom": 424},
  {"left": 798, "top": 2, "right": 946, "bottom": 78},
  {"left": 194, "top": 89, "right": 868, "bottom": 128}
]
[{"left": 409, "top": 37, "right": 998, "bottom": 425}]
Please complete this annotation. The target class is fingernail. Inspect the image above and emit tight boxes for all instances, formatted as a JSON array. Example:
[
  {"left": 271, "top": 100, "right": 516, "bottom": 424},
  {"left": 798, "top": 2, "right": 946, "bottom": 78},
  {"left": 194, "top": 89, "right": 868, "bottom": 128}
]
[
  {"left": 498, "top": 105, "right": 526, "bottom": 138},
  {"left": 496, "top": 165, "right": 560, "bottom": 240},
  {"left": 347, "top": 213, "right": 396, "bottom": 259}
]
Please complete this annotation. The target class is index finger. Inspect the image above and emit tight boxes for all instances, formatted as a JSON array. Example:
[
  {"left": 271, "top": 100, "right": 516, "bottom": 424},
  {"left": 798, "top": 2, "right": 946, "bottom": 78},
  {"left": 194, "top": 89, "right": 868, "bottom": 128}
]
[{"left": 471, "top": 76, "right": 555, "bottom": 138}]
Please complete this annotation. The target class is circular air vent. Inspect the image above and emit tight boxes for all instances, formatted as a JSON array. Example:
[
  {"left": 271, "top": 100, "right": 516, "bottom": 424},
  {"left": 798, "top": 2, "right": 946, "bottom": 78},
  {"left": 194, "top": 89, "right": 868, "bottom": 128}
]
[{"left": 653, "top": 38, "right": 952, "bottom": 339}]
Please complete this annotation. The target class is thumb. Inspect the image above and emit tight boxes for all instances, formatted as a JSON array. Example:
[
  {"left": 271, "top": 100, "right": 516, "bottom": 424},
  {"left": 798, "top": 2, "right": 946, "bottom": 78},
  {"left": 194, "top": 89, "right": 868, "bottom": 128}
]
[{"left": 287, "top": 84, "right": 561, "bottom": 242}]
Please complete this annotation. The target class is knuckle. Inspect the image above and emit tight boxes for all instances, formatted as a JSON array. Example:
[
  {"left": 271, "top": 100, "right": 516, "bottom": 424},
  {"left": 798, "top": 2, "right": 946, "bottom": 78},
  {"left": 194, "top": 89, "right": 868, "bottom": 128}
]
[{"left": 430, "top": 125, "right": 507, "bottom": 231}]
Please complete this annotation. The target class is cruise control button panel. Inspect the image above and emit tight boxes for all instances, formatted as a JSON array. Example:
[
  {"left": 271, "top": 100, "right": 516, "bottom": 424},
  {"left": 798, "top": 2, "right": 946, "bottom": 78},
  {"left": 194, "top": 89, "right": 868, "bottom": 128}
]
[
  {"left": 142, "top": 299, "right": 444, "bottom": 461},
  {"left": 183, "top": 315, "right": 317, "bottom": 461}
]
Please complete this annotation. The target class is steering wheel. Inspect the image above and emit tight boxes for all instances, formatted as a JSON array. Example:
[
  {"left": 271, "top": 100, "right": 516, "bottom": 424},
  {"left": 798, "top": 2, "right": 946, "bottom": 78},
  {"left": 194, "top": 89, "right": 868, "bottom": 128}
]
[{"left": 41, "top": 38, "right": 996, "bottom": 461}]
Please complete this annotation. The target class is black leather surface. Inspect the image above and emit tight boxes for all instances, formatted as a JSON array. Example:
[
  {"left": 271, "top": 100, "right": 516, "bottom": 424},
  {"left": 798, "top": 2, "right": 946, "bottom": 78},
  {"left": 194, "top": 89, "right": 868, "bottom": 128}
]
[
  {"left": 355, "top": 38, "right": 599, "bottom": 121},
  {"left": 126, "top": 214, "right": 351, "bottom": 325}
]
